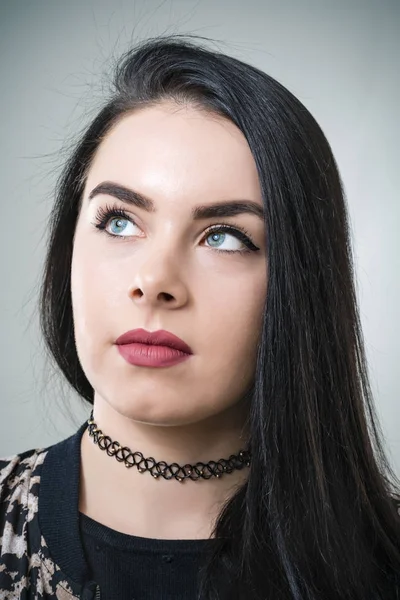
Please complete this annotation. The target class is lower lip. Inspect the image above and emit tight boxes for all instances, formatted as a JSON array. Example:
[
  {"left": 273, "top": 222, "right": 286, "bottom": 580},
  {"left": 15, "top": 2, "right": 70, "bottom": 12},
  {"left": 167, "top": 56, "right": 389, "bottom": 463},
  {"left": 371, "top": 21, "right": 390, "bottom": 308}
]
[{"left": 116, "top": 343, "right": 192, "bottom": 367}]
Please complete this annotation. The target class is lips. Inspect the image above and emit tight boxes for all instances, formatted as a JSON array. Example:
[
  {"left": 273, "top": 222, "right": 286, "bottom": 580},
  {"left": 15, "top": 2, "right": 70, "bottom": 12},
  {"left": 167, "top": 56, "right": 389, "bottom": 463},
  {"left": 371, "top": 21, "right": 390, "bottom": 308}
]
[{"left": 115, "top": 328, "right": 193, "bottom": 355}]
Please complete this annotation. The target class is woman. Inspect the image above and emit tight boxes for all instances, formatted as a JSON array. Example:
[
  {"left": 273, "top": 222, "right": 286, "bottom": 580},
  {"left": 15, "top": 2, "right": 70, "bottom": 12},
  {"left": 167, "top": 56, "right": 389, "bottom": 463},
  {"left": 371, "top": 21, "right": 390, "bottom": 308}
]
[{"left": 1, "top": 34, "right": 399, "bottom": 600}]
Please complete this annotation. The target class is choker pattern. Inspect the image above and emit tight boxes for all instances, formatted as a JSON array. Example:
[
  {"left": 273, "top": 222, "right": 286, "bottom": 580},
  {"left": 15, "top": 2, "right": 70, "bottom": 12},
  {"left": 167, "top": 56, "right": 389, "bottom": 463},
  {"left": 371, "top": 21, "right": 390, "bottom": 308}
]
[{"left": 86, "top": 410, "right": 251, "bottom": 482}]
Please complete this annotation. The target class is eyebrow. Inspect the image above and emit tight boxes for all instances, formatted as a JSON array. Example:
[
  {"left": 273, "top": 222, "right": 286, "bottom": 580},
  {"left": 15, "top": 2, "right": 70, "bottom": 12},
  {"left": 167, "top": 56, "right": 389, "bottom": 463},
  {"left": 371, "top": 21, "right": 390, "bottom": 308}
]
[{"left": 88, "top": 181, "right": 265, "bottom": 221}]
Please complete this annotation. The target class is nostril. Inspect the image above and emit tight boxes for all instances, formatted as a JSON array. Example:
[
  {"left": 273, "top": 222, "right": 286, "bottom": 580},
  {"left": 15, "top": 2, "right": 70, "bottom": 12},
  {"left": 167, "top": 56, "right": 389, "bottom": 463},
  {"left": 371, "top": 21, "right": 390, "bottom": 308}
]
[{"left": 160, "top": 292, "right": 174, "bottom": 302}]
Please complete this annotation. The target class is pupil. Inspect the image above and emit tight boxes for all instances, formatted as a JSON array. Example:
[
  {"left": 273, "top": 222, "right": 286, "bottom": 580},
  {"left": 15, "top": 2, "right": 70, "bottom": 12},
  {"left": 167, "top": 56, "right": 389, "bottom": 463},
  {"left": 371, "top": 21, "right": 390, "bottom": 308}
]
[
  {"left": 209, "top": 232, "right": 225, "bottom": 246},
  {"left": 112, "top": 218, "right": 126, "bottom": 232}
]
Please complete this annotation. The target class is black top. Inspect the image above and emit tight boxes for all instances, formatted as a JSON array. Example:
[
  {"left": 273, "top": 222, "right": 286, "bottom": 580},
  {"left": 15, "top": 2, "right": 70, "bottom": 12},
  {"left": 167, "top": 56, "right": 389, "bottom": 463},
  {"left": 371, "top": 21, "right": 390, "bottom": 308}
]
[
  {"left": 38, "top": 418, "right": 217, "bottom": 599},
  {"left": 79, "top": 511, "right": 212, "bottom": 600}
]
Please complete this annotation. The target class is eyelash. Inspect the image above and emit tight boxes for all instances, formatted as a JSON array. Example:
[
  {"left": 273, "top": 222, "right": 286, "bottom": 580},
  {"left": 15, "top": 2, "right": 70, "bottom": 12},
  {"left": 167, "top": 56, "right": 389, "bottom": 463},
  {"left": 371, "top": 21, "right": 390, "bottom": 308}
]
[{"left": 92, "top": 204, "right": 260, "bottom": 254}]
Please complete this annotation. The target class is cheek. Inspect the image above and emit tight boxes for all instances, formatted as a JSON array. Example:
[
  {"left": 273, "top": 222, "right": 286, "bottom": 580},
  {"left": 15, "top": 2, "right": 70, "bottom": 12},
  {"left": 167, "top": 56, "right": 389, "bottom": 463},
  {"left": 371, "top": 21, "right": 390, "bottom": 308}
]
[
  {"left": 204, "top": 266, "right": 266, "bottom": 332},
  {"left": 201, "top": 268, "right": 267, "bottom": 374},
  {"left": 72, "top": 227, "right": 125, "bottom": 305},
  {"left": 70, "top": 235, "right": 118, "bottom": 343}
]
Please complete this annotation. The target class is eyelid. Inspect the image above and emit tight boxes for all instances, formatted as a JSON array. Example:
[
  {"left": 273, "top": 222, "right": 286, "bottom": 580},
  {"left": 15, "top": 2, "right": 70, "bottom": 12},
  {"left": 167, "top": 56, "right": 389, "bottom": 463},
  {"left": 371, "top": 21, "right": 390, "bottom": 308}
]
[
  {"left": 205, "top": 222, "right": 251, "bottom": 239},
  {"left": 94, "top": 203, "right": 137, "bottom": 224}
]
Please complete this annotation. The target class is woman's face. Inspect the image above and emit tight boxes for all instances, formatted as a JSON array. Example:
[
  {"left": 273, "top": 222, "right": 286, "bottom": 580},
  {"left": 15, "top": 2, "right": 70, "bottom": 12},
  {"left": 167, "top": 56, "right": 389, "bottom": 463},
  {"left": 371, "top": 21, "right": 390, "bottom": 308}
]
[{"left": 71, "top": 103, "right": 267, "bottom": 427}]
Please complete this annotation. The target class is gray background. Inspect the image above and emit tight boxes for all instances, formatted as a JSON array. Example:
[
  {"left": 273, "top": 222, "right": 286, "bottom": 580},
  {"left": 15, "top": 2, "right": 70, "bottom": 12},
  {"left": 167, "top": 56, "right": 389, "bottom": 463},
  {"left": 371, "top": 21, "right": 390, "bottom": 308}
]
[{"left": 0, "top": 0, "right": 399, "bottom": 476}]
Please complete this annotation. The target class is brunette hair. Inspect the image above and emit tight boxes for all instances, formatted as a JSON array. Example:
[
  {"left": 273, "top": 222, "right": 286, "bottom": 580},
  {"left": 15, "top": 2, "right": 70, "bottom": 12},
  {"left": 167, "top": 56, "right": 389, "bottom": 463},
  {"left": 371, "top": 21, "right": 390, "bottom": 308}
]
[{"left": 39, "top": 35, "right": 400, "bottom": 599}]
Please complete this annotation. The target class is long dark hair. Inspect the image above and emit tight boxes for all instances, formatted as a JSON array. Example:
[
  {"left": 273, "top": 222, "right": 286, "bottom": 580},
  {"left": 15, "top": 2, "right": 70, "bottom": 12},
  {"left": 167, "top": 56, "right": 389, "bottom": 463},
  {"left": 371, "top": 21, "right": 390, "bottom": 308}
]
[{"left": 39, "top": 35, "right": 400, "bottom": 599}]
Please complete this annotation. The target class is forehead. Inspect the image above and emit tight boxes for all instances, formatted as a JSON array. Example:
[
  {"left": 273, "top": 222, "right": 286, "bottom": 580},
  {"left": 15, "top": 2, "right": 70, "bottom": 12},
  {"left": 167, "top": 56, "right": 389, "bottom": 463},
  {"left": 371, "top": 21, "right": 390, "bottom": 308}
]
[{"left": 85, "top": 103, "right": 262, "bottom": 204}]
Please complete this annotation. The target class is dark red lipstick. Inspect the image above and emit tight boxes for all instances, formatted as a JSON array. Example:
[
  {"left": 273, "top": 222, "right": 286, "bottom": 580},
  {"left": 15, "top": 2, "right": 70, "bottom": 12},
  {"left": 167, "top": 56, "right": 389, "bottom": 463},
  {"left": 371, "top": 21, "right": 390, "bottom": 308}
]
[{"left": 115, "top": 328, "right": 193, "bottom": 368}]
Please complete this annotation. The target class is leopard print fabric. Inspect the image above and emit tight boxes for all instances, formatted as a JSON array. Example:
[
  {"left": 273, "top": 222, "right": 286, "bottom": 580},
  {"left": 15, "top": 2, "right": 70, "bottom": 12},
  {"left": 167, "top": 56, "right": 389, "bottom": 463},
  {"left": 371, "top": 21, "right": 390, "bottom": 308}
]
[{"left": 0, "top": 449, "right": 90, "bottom": 600}]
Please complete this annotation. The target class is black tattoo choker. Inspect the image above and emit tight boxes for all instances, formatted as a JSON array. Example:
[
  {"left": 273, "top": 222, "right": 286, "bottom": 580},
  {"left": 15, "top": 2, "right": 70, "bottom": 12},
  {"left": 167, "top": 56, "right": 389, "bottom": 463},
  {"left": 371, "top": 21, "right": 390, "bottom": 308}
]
[{"left": 86, "top": 410, "right": 251, "bottom": 482}]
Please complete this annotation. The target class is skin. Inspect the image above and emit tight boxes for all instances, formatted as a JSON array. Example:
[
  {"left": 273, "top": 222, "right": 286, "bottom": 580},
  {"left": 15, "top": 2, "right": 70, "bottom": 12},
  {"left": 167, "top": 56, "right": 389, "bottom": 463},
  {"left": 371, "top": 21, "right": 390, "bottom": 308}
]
[{"left": 72, "top": 101, "right": 268, "bottom": 540}]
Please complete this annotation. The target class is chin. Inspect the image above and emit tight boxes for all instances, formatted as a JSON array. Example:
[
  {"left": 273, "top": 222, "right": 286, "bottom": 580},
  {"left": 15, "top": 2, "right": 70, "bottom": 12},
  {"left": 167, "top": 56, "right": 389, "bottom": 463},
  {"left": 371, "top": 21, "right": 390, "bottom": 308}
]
[
  {"left": 114, "top": 400, "right": 209, "bottom": 428},
  {"left": 127, "top": 409, "right": 203, "bottom": 428}
]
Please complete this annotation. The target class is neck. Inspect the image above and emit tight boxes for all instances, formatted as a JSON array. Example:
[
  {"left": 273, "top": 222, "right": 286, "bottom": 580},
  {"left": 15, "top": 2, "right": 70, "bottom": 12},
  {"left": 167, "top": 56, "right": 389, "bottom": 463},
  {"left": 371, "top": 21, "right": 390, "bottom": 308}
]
[{"left": 79, "top": 398, "right": 250, "bottom": 540}]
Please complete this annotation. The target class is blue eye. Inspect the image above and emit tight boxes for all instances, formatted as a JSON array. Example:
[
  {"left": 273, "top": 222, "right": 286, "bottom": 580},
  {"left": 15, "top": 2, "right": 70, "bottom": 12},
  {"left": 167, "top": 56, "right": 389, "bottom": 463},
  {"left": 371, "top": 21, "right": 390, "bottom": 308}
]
[
  {"left": 93, "top": 206, "right": 139, "bottom": 237},
  {"left": 206, "top": 230, "right": 245, "bottom": 252},
  {"left": 204, "top": 225, "right": 259, "bottom": 253},
  {"left": 208, "top": 232, "right": 225, "bottom": 247},
  {"left": 109, "top": 217, "right": 134, "bottom": 236}
]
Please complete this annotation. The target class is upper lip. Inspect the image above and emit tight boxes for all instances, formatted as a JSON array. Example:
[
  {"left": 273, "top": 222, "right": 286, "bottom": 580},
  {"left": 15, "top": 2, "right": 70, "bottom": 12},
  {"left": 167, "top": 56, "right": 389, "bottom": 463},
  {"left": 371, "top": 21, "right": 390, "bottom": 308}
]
[{"left": 115, "top": 328, "right": 193, "bottom": 354}]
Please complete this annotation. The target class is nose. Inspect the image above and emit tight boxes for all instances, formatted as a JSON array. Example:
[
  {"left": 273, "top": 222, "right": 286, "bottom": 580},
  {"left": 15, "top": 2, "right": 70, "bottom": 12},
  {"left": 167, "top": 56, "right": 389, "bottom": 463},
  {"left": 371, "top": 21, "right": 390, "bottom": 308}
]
[{"left": 128, "top": 246, "right": 189, "bottom": 309}]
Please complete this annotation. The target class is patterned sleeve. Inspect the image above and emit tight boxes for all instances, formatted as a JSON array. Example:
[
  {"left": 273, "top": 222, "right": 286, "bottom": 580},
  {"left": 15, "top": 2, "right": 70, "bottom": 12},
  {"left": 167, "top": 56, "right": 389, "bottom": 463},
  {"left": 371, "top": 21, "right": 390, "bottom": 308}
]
[{"left": 0, "top": 450, "right": 42, "bottom": 598}]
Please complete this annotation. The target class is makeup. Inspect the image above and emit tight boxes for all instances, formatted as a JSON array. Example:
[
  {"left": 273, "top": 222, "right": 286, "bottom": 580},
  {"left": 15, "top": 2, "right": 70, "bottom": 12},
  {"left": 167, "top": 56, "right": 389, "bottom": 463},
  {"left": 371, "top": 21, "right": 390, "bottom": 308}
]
[
  {"left": 117, "top": 343, "right": 192, "bottom": 367},
  {"left": 115, "top": 328, "right": 193, "bottom": 368}
]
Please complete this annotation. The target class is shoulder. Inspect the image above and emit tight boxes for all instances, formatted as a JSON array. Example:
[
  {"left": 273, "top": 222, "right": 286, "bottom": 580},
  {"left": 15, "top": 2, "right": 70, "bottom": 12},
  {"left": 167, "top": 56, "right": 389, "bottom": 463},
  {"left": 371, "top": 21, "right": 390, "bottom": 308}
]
[
  {"left": 0, "top": 445, "right": 48, "bottom": 483},
  {"left": 0, "top": 440, "right": 84, "bottom": 599},
  {"left": 0, "top": 446, "right": 49, "bottom": 525},
  {"left": 0, "top": 447, "right": 49, "bottom": 589}
]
